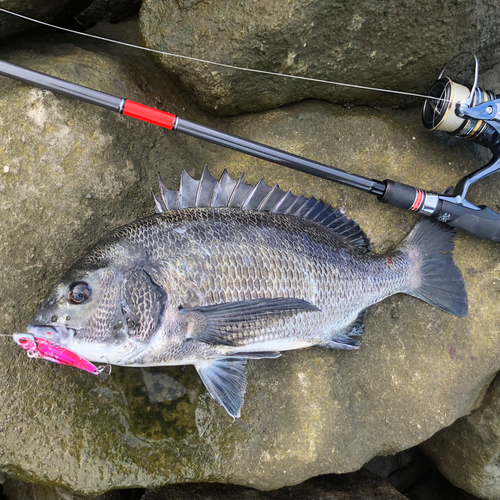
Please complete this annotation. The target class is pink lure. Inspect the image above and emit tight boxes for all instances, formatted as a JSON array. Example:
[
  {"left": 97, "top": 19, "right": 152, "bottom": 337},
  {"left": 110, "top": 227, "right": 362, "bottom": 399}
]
[{"left": 13, "top": 334, "right": 100, "bottom": 375}]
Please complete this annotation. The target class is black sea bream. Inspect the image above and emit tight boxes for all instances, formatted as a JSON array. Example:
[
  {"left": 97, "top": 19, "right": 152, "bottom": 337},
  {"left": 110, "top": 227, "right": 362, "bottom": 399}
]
[{"left": 21, "top": 168, "right": 468, "bottom": 417}]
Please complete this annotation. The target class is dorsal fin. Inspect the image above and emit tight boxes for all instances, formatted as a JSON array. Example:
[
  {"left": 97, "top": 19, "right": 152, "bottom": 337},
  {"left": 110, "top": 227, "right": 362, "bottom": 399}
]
[{"left": 153, "top": 167, "right": 370, "bottom": 252}]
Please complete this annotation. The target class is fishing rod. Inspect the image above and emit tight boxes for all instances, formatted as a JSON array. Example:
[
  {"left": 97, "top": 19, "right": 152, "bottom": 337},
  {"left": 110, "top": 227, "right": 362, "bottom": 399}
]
[{"left": 0, "top": 57, "right": 498, "bottom": 241}]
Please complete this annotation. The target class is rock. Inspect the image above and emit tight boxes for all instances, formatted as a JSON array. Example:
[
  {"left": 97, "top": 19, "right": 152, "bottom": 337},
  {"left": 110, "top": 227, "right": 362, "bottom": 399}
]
[
  {"left": 365, "top": 448, "right": 431, "bottom": 491},
  {"left": 141, "top": 469, "right": 407, "bottom": 500},
  {"left": 364, "top": 448, "right": 479, "bottom": 499},
  {"left": 0, "top": 0, "right": 91, "bottom": 40},
  {"left": 76, "top": 0, "right": 142, "bottom": 29},
  {"left": 0, "top": 21, "right": 499, "bottom": 497},
  {"left": 421, "top": 373, "right": 500, "bottom": 500},
  {"left": 2, "top": 477, "right": 126, "bottom": 500},
  {"left": 138, "top": 0, "right": 500, "bottom": 116}
]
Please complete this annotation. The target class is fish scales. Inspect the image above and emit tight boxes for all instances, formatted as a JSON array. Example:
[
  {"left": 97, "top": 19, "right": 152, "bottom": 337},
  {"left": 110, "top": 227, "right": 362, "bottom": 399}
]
[
  {"left": 88, "top": 209, "right": 399, "bottom": 348},
  {"left": 18, "top": 168, "right": 468, "bottom": 418}
]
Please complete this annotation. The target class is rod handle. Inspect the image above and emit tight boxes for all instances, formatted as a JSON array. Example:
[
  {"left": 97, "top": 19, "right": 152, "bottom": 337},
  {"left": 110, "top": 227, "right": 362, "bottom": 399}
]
[
  {"left": 378, "top": 180, "right": 426, "bottom": 211},
  {"left": 436, "top": 201, "right": 500, "bottom": 242}
]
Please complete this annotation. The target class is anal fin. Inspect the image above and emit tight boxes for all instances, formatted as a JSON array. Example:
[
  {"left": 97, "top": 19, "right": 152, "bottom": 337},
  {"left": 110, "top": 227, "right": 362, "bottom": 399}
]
[{"left": 320, "top": 309, "right": 366, "bottom": 350}]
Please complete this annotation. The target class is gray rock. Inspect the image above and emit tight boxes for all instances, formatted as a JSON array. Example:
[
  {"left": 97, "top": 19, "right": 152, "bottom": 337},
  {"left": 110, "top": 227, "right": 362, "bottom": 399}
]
[
  {"left": 421, "top": 373, "right": 500, "bottom": 500},
  {"left": 0, "top": 23, "right": 498, "bottom": 497},
  {"left": 138, "top": 0, "right": 500, "bottom": 116},
  {"left": 0, "top": 0, "right": 91, "bottom": 40},
  {"left": 141, "top": 469, "right": 407, "bottom": 500}
]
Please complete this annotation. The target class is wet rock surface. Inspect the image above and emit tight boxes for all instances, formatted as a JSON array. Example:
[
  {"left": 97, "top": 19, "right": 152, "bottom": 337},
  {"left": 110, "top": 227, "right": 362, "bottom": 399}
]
[
  {"left": 421, "top": 373, "right": 500, "bottom": 500},
  {"left": 0, "top": 16, "right": 498, "bottom": 499},
  {"left": 138, "top": 0, "right": 500, "bottom": 115}
]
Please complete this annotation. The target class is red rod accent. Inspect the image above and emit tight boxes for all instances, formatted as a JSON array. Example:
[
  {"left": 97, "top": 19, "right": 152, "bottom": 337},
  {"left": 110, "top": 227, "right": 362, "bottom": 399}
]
[
  {"left": 410, "top": 188, "right": 424, "bottom": 212},
  {"left": 122, "top": 100, "right": 176, "bottom": 130}
]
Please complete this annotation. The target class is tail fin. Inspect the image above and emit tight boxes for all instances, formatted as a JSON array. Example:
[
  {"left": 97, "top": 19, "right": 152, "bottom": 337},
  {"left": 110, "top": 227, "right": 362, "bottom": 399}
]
[{"left": 400, "top": 220, "right": 468, "bottom": 316}]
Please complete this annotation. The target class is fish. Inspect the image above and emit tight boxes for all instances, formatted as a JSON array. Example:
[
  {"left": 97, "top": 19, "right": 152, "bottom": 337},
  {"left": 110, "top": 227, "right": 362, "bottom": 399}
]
[{"left": 16, "top": 167, "right": 468, "bottom": 418}]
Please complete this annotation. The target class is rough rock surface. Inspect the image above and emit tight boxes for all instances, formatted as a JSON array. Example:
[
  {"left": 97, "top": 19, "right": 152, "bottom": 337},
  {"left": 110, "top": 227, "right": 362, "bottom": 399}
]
[
  {"left": 0, "top": 0, "right": 91, "bottom": 40},
  {"left": 421, "top": 373, "right": 500, "bottom": 500},
  {"left": 0, "top": 24, "right": 499, "bottom": 497},
  {"left": 138, "top": 0, "right": 500, "bottom": 116},
  {"left": 141, "top": 469, "right": 407, "bottom": 499}
]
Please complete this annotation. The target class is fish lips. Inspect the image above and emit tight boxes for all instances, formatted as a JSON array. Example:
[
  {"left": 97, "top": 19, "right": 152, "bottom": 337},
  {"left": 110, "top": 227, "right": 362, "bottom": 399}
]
[{"left": 25, "top": 324, "right": 74, "bottom": 345}]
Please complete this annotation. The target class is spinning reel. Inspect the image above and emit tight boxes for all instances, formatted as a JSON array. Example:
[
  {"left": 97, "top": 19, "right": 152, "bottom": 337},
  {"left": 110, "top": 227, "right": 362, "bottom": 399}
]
[{"left": 420, "top": 53, "right": 500, "bottom": 236}]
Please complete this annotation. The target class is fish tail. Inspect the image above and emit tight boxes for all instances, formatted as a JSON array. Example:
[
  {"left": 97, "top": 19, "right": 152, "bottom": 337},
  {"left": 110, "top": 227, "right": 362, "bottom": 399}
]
[{"left": 399, "top": 219, "right": 468, "bottom": 316}]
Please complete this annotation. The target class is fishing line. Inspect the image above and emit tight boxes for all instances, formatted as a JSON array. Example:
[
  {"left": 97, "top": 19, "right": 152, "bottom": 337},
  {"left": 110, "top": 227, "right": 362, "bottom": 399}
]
[{"left": 0, "top": 7, "right": 445, "bottom": 102}]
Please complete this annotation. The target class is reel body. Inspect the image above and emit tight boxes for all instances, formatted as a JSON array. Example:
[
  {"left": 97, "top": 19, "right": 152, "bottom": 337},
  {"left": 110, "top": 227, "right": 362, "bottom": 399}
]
[{"left": 415, "top": 54, "right": 500, "bottom": 241}]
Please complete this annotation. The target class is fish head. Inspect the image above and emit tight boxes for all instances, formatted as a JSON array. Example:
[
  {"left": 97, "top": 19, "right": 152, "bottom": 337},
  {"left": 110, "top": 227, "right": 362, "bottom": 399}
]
[
  {"left": 23, "top": 239, "right": 170, "bottom": 372},
  {"left": 25, "top": 262, "right": 131, "bottom": 366}
]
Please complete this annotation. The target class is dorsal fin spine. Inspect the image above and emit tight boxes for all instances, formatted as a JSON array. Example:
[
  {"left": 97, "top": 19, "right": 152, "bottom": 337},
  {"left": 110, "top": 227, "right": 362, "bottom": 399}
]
[
  {"left": 228, "top": 174, "right": 245, "bottom": 206},
  {"left": 211, "top": 170, "right": 226, "bottom": 207},
  {"left": 241, "top": 180, "right": 261, "bottom": 210},
  {"left": 151, "top": 188, "right": 165, "bottom": 213},
  {"left": 304, "top": 199, "right": 322, "bottom": 218},
  {"left": 257, "top": 184, "right": 279, "bottom": 210},
  {"left": 272, "top": 190, "right": 293, "bottom": 213},
  {"left": 152, "top": 168, "right": 370, "bottom": 251},
  {"left": 285, "top": 195, "right": 306, "bottom": 215},
  {"left": 194, "top": 168, "right": 205, "bottom": 207}
]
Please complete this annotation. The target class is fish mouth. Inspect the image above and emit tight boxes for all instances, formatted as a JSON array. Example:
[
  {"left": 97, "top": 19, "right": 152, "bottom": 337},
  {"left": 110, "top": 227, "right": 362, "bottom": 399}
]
[{"left": 25, "top": 324, "right": 75, "bottom": 345}]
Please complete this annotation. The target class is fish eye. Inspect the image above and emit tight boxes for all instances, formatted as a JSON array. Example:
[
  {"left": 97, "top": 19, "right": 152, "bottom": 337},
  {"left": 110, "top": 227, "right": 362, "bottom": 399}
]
[{"left": 68, "top": 282, "right": 91, "bottom": 304}]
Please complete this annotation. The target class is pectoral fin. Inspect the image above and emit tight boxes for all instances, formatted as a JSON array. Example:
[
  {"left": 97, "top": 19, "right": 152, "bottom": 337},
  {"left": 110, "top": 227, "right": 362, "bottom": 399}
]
[
  {"left": 181, "top": 297, "right": 320, "bottom": 346},
  {"left": 195, "top": 358, "right": 248, "bottom": 418}
]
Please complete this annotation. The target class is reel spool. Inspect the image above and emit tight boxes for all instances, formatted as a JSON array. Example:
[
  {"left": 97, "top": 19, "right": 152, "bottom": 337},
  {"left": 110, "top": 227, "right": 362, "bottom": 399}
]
[
  {"left": 422, "top": 53, "right": 500, "bottom": 147},
  {"left": 422, "top": 78, "right": 496, "bottom": 138}
]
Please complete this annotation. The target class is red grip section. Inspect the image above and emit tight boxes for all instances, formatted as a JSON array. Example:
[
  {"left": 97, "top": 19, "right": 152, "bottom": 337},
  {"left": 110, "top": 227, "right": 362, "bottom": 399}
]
[{"left": 122, "top": 100, "right": 176, "bottom": 130}]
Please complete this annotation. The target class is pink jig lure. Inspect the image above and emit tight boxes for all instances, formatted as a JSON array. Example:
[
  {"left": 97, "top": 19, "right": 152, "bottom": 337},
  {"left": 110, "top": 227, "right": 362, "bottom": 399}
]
[{"left": 13, "top": 334, "right": 100, "bottom": 375}]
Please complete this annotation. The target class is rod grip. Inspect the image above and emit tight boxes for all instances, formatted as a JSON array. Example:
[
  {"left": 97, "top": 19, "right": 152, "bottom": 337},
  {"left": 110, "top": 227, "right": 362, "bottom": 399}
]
[
  {"left": 378, "top": 180, "right": 424, "bottom": 211},
  {"left": 436, "top": 201, "right": 500, "bottom": 242}
]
